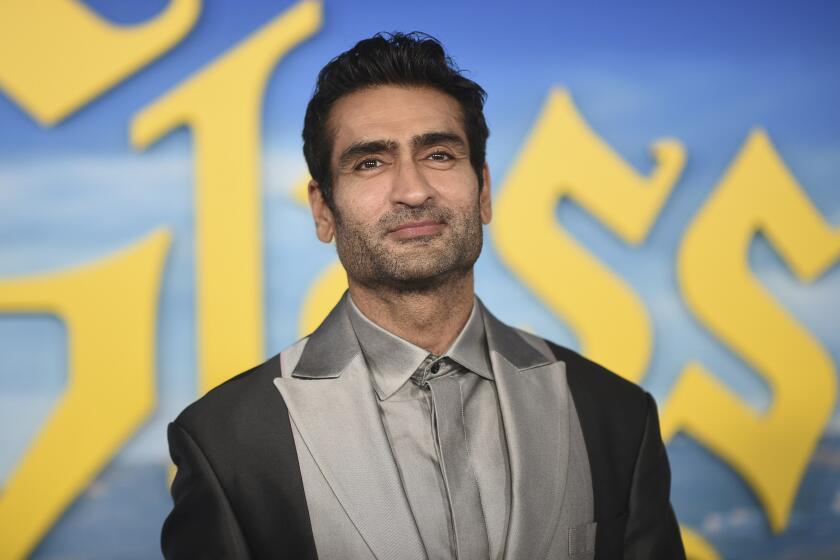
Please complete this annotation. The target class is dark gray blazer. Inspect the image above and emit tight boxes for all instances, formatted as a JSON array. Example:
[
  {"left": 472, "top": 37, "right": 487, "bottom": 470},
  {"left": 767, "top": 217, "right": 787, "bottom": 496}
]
[{"left": 162, "top": 304, "right": 685, "bottom": 559}]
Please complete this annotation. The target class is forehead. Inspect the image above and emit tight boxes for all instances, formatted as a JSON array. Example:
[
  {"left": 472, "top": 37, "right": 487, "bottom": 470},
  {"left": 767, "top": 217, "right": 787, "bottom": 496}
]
[{"left": 328, "top": 85, "right": 466, "bottom": 154}]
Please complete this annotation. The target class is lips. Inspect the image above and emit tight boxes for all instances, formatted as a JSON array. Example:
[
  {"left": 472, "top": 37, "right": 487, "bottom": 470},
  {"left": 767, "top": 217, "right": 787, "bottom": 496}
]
[{"left": 388, "top": 219, "right": 445, "bottom": 240}]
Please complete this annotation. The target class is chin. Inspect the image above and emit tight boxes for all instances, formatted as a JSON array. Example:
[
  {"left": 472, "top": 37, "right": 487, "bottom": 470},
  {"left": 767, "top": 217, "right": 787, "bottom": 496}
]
[{"left": 384, "top": 262, "right": 473, "bottom": 290}]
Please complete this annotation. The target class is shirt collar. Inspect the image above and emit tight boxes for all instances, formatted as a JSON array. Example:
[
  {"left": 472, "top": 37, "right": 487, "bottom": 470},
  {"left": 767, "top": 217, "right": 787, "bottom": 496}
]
[{"left": 346, "top": 295, "right": 493, "bottom": 400}]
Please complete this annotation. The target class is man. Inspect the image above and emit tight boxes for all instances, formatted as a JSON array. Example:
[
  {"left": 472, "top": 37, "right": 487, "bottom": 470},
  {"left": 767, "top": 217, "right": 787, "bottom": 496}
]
[{"left": 162, "top": 33, "right": 685, "bottom": 560}]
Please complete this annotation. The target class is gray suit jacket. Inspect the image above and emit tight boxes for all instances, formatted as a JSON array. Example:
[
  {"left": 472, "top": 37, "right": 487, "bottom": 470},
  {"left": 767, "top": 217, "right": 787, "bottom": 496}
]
[{"left": 162, "top": 298, "right": 685, "bottom": 559}]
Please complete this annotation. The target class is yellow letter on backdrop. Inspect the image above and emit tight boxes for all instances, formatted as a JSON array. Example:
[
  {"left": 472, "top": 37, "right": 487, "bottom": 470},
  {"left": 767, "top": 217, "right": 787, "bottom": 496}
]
[
  {"left": 0, "top": 0, "right": 200, "bottom": 125},
  {"left": 0, "top": 230, "right": 171, "bottom": 560},
  {"left": 662, "top": 130, "right": 840, "bottom": 532},
  {"left": 493, "top": 89, "right": 685, "bottom": 382},
  {"left": 132, "top": 1, "right": 322, "bottom": 393}
]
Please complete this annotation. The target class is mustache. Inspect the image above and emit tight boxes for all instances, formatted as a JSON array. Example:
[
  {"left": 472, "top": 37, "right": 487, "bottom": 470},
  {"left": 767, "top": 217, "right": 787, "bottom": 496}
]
[{"left": 378, "top": 205, "right": 453, "bottom": 232}]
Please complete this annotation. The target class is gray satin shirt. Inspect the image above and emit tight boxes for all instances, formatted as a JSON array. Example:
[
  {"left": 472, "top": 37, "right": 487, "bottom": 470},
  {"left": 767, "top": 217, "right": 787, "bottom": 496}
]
[{"left": 346, "top": 297, "right": 510, "bottom": 560}]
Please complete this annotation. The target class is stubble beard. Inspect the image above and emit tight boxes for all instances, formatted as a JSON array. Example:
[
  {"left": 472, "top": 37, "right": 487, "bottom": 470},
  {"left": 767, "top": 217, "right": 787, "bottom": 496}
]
[{"left": 333, "top": 202, "right": 484, "bottom": 294}]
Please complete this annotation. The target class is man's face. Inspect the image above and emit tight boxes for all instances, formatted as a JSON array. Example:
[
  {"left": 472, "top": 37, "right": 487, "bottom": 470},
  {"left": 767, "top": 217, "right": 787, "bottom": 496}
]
[{"left": 309, "top": 85, "right": 492, "bottom": 291}]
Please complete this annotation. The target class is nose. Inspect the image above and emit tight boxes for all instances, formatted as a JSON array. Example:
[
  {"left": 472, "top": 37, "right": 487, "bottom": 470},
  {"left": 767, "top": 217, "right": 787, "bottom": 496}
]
[{"left": 390, "top": 158, "right": 435, "bottom": 207}]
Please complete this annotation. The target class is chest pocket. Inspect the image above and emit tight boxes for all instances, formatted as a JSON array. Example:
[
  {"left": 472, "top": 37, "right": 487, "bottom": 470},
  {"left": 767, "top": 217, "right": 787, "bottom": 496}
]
[{"left": 569, "top": 521, "right": 597, "bottom": 560}]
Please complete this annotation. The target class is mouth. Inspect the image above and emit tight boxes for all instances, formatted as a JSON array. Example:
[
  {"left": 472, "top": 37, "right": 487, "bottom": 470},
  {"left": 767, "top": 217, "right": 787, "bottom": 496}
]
[{"left": 387, "top": 219, "right": 446, "bottom": 240}]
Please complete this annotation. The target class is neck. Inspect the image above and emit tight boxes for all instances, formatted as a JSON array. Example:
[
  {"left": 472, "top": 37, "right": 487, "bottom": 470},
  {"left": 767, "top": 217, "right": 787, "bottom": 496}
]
[{"left": 348, "top": 272, "right": 475, "bottom": 355}]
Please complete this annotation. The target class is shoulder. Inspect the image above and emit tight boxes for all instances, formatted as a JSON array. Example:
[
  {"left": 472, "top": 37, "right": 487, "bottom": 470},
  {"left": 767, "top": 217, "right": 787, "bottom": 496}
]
[
  {"left": 168, "top": 350, "right": 306, "bottom": 492},
  {"left": 495, "top": 318, "right": 649, "bottom": 419},
  {"left": 174, "top": 354, "right": 284, "bottom": 434},
  {"left": 540, "top": 338, "right": 653, "bottom": 466},
  {"left": 165, "top": 350, "right": 317, "bottom": 554},
  {"left": 542, "top": 338, "right": 649, "bottom": 417},
  {"left": 541, "top": 338, "right": 657, "bottom": 503},
  {"left": 505, "top": 323, "right": 651, "bottom": 439}
]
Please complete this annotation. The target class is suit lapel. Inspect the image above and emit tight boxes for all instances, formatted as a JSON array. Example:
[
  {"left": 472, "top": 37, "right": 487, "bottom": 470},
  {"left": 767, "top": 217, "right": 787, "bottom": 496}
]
[
  {"left": 482, "top": 305, "right": 572, "bottom": 560},
  {"left": 274, "top": 297, "right": 426, "bottom": 560}
]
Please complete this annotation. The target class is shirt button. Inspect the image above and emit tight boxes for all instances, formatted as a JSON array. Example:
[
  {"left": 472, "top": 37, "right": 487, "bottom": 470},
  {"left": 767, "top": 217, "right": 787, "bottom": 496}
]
[{"left": 430, "top": 361, "right": 440, "bottom": 374}]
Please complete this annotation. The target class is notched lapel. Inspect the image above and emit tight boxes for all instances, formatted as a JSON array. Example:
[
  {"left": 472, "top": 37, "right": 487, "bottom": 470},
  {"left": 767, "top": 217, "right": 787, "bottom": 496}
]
[
  {"left": 483, "top": 305, "right": 571, "bottom": 560},
  {"left": 274, "top": 295, "right": 426, "bottom": 560},
  {"left": 291, "top": 294, "right": 359, "bottom": 380}
]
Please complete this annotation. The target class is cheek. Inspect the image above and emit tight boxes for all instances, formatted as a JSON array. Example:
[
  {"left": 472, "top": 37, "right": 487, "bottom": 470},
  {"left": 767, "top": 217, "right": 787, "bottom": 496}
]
[
  {"left": 356, "top": 188, "right": 387, "bottom": 212},
  {"left": 334, "top": 192, "right": 385, "bottom": 230},
  {"left": 443, "top": 181, "right": 482, "bottom": 211},
  {"left": 355, "top": 179, "right": 394, "bottom": 211},
  {"left": 428, "top": 166, "right": 480, "bottom": 200}
]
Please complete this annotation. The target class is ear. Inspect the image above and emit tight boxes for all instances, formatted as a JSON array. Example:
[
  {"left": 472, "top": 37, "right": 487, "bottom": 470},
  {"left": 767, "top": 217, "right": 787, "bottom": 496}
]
[
  {"left": 479, "top": 162, "right": 492, "bottom": 225},
  {"left": 308, "top": 180, "right": 335, "bottom": 243}
]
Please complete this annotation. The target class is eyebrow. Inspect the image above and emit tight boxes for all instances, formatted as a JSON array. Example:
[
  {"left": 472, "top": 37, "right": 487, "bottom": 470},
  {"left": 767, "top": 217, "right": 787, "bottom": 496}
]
[
  {"left": 338, "top": 140, "right": 398, "bottom": 169},
  {"left": 412, "top": 131, "right": 467, "bottom": 150},
  {"left": 336, "top": 131, "right": 468, "bottom": 170}
]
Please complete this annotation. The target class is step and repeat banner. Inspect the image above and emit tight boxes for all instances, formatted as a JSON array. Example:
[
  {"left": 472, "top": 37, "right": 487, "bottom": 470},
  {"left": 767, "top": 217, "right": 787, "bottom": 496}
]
[{"left": 1, "top": 1, "right": 839, "bottom": 558}]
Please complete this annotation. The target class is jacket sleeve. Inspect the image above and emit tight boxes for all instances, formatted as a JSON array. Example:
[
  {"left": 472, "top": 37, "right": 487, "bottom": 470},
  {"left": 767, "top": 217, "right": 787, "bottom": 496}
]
[
  {"left": 623, "top": 393, "right": 686, "bottom": 560},
  {"left": 161, "top": 421, "right": 251, "bottom": 559}
]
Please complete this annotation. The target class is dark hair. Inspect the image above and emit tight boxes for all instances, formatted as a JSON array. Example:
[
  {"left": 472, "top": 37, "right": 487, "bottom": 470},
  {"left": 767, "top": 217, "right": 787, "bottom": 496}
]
[{"left": 302, "top": 32, "right": 489, "bottom": 210}]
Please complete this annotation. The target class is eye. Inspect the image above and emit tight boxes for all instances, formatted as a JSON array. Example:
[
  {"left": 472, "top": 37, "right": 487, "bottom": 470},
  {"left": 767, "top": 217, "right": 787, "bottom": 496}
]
[
  {"left": 356, "top": 158, "right": 383, "bottom": 171},
  {"left": 427, "top": 151, "right": 453, "bottom": 161}
]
